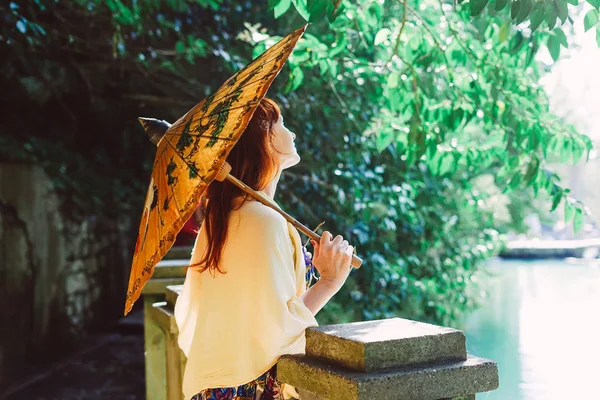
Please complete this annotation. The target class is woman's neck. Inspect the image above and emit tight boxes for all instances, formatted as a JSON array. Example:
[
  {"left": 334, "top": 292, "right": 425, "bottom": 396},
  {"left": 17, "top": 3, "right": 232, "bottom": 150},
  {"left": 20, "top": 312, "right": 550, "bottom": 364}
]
[{"left": 262, "top": 170, "right": 282, "bottom": 199}]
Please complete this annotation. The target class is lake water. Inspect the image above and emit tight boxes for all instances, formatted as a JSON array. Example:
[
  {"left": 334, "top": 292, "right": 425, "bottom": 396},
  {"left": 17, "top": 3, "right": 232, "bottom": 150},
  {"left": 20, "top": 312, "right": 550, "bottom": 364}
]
[{"left": 463, "top": 258, "right": 600, "bottom": 399}]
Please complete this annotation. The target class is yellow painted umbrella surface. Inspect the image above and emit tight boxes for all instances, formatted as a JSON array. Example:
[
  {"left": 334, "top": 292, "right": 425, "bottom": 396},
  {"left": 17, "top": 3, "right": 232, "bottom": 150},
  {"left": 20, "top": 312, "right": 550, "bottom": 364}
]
[{"left": 124, "top": 25, "right": 307, "bottom": 315}]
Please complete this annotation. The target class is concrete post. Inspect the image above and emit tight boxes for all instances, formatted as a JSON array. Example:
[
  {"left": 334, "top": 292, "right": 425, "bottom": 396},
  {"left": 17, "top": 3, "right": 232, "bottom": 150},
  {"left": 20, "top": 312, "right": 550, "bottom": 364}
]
[{"left": 278, "top": 319, "right": 499, "bottom": 400}]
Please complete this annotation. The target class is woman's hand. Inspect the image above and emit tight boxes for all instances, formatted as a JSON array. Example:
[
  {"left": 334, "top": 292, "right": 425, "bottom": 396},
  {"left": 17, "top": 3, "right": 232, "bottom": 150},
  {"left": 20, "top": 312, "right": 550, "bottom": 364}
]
[{"left": 310, "top": 231, "right": 354, "bottom": 292}]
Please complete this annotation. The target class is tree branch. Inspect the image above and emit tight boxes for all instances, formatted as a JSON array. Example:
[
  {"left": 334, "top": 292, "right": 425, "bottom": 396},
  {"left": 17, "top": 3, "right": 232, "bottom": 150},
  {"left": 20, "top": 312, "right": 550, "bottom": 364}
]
[{"left": 387, "top": 0, "right": 408, "bottom": 65}]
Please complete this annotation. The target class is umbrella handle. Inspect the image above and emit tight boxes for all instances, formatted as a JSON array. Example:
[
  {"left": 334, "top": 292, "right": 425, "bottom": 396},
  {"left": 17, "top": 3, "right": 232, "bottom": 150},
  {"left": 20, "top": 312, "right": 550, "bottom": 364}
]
[{"left": 216, "top": 162, "right": 363, "bottom": 269}]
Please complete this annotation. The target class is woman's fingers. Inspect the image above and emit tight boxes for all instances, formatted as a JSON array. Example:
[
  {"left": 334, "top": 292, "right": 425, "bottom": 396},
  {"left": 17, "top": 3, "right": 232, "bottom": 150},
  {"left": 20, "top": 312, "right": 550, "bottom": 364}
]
[
  {"left": 321, "top": 231, "right": 332, "bottom": 242},
  {"left": 310, "top": 239, "right": 320, "bottom": 260}
]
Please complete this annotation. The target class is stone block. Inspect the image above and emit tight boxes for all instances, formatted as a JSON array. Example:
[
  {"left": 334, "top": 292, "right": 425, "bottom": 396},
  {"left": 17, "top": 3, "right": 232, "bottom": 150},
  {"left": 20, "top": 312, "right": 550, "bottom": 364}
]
[
  {"left": 306, "top": 318, "right": 466, "bottom": 372},
  {"left": 278, "top": 354, "right": 498, "bottom": 400},
  {"left": 142, "top": 277, "right": 185, "bottom": 295},
  {"left": 166, "top": 285, "right": 183, "bottom": 308},
  {"left": 150, "top": 302, "right": 179, "bottom": 335},
  {"left": 151, "top": 259, "right": 188, "bottom": 279},
  {"left": 165, "top": 246, "right": 193, "bottom": 260}
]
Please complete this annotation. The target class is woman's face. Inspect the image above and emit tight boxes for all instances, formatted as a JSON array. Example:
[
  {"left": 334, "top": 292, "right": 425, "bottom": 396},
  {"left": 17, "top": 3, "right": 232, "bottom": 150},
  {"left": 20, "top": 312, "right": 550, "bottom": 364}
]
[{"left": 272, "top": 113, "right": 300, "bottom": 170}]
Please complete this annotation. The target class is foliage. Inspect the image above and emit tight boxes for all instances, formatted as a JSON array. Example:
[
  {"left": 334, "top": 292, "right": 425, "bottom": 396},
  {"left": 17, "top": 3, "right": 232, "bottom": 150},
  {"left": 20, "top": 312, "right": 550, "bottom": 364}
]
[
  {"left": 259, "top": 0, "right": 595, "bottom": 324},
  {"left": 0, "top": 0, "right": 595, "bottom": 326}
]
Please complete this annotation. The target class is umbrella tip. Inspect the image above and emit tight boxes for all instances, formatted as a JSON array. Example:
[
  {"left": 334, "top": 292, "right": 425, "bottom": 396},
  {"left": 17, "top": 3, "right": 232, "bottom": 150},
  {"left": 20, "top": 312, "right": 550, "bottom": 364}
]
[{"left": 138, "top": 117, "right": 172, "bottom": 146}]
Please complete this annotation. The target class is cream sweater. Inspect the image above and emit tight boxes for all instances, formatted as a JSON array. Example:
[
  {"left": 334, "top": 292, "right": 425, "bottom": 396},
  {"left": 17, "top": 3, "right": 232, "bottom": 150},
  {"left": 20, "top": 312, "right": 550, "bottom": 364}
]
[{"left": 174, "top": 197, "right": 318, "bottom": 400}]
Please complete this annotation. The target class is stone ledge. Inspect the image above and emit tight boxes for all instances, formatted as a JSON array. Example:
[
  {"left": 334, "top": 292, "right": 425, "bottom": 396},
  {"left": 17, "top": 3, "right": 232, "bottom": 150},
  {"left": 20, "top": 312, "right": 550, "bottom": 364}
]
[
  {"left": 278, "top": 354, "right": 498, "bottom": 400},
  {"left": 150, "top": 302, "right": 179, "bottom": 335},
  {"left": 166, "top": 285, "right": 183, "bottom": 308},
  {"left": 165, "top": 246, "right": 193, "bottom": 260},
  {"left": 142, "top": 277, "right": 185, "bottom": 295},
  {"left": 150, "top": 259, "right": 188, "bottom": 279},
  {"left": 306, "top": 318, "right": 466, "bottom": 372}
]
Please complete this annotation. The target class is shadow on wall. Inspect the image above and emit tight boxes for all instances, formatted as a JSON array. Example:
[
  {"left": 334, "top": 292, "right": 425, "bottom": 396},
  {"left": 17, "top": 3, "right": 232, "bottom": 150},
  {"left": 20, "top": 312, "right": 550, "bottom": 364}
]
[{"left": 0, "top": 163, "right": 133, "bottom": 386}]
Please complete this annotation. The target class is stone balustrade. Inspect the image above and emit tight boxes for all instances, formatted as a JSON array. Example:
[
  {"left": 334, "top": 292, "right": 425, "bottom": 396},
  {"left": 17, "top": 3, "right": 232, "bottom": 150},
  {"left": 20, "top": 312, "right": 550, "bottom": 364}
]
[
  {"left": 143, "top": 252, "right": 498, "bottom": 400},
  {"left": 142, "top": 257, "right": 187, "bottom": 400}
]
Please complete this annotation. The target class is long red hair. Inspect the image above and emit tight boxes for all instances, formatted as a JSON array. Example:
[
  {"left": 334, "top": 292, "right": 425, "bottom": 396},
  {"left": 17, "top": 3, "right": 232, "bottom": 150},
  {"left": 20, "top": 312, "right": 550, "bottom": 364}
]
[{"left": 192, "top": 97, "right": 281, "bottom": 273}]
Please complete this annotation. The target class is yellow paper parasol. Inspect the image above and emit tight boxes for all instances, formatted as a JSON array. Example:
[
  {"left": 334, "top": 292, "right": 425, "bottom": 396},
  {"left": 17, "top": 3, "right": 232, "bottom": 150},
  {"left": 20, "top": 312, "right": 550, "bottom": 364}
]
[{"left": 124, "top": 25, "right": 308, "bottom": 315}]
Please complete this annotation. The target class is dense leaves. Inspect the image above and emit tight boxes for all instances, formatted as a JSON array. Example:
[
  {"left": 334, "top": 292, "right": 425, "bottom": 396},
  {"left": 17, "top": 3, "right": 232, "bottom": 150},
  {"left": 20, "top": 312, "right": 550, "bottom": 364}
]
[
  {"left": 0, "top": 0, "right": 594, "bottom": 326},
  {"left": 263, "top": 0, "right": 593, "bottom": 323}
]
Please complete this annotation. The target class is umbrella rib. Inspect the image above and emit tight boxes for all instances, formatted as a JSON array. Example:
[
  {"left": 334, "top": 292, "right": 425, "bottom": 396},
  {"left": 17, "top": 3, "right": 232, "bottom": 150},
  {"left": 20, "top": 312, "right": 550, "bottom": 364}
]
[{"left": 153, "top": 145, "right": 170, "bottom": 168}]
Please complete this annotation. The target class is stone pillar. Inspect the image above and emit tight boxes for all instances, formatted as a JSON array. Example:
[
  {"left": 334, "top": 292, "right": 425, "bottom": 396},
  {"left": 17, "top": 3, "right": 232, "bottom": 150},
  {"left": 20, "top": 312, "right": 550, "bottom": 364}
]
[
  {"left": 142, "top": 255, "right": 187, "bottom": 400},
  {"left": 277, "top": 318, "right": 499, "bottom": 400}
]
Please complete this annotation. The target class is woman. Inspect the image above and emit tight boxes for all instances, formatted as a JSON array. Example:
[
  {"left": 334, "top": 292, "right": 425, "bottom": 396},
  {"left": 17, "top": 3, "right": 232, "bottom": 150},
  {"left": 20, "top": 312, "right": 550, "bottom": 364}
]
[{"left": 174, "top": 98, "right": 354, "bottom": 400}]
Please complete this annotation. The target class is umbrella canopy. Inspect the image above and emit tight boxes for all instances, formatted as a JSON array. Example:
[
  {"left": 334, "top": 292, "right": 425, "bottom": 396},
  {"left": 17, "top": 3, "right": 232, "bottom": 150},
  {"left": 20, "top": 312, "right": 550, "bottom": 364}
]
[{"left": 124, "top": 25, "right": 307, "bottom": 315}]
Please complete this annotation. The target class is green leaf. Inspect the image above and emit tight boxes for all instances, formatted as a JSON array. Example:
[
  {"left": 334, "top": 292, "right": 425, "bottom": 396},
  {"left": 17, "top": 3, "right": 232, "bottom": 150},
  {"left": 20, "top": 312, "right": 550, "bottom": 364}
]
[
  {"left": 471, "top": 0, "right": 490, "bottom": 16},
  {"left": 548, "top": 36, "right": 560, "bottom": 62},
  {"left": 508, "top": 173, "right": 522, "bottom": 190},
  {"left": 529, "top": 3, "right": 547, "bottom": 32},
  {"left": 546, "top": 3, "right": 558, "bottom": 29},
  {"left": 554, "top": 28, "right": 568, "bottom": 47},
  {"left": 438, "top": 153, "right": 455, "bottom": 176},
  {"left": 596, "top": 26, "right": 600, "bottom": 46},
  {"left": 511, "top": 0, "right": 522, "bottom": 19},
  {"left": 329, "top": 34, "right": 348, "bottom": 57},
  {"left": 524, "top": 157, "right": 540, "bottom": 184},
  {"left": 588, "top": 0, "right": 600, "bottom": 9},
  {"left": 566, "top": 0, "right": 578, "bottom": 4},
  {"left": 175, "top": 41, "right": 185, "bottom": 53},
  {"left": 510, "top": 31, "right": 525, "bottom": 54},
  {"left": 268, "top": 0, "right": 280, "bottom": 10},
  {"left": 564, "top": 200, "right": 575, "bottom": 223},
  {"left": 292, "top": 0, "right": 310, "bottom": 21},
  {"left": 274, "top": 0, "right": 291, "bottom": 18},
  {"left": 550, "top": 189, "right": 563, "bottom": 212},
  {"left": 307, "top": 0, "right": 328, "bottom": 22},
  {"left": 291, "top": 67, "right": 304, "bottom": 91},
  {"left": 495, "top": 0, "right": 510, "bottom": 11},
  {"left": 584, "top": 9, "right": 599, "bottom": 32},
  {"left": 376, "top": 130, "right": 395, "bottom": 153},
  {"left": 516, "top": 0, "right": 534, "bottom": 24},
  {"left": 554, "top": 0, "right": 569, "bottom": 24},
  {"left": 574, "top": 208, "right": 584, "bottom": 233},
  {"left": 374, "top": 28, "right": 391, "bottom": 46}
]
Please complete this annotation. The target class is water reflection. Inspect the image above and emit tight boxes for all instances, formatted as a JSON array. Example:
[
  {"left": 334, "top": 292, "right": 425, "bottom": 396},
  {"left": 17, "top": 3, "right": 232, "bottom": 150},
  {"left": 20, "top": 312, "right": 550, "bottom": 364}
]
[{"left": 463, "top": 259, "right": 600, "bottom": 399}]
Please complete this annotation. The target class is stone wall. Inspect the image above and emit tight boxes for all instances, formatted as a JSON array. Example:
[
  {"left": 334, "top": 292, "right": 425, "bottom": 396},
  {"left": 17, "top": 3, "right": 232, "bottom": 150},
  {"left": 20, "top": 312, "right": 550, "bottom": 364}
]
[{"left": 0, "top": 163, "right": 132, "bottom": 382}]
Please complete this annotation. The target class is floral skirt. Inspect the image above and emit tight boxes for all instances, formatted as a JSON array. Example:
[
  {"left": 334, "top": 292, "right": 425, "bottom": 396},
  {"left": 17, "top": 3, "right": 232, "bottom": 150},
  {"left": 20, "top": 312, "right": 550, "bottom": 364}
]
[{"left": 190, "top": 365, "right": 284, "bottom": 400}]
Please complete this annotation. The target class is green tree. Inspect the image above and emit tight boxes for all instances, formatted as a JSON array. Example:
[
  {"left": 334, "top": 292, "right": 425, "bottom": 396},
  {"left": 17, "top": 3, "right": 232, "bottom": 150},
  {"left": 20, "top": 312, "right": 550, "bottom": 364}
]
[
  {"left": 256, "top": 0, "right": 595, "bottom": 324},
  {"left": 1, "top": 0, "right": 594, "bottom": 326}
]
